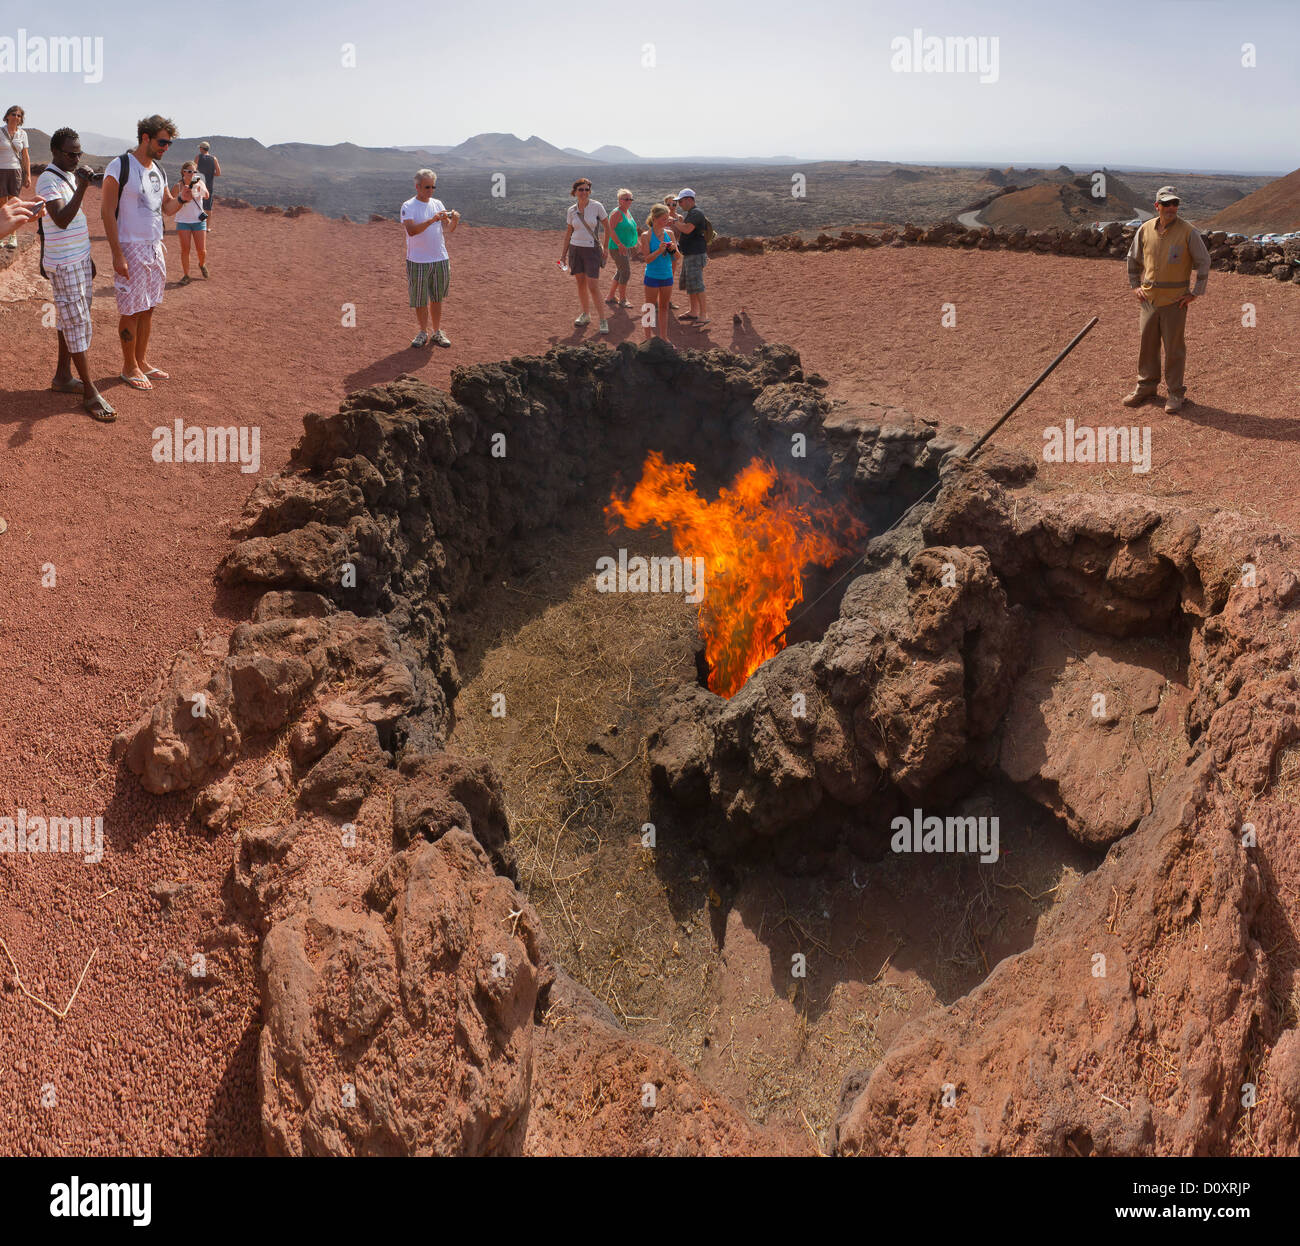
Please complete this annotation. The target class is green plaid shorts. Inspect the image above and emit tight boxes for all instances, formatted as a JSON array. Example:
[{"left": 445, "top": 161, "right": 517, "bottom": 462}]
[{"left": 408, "top": 259, "right": 450, "bottom": 307}]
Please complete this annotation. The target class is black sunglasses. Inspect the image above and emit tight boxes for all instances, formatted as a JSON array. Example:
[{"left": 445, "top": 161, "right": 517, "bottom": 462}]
[{"left": 154, "top": 137, "right": 173, "bottom": 147}]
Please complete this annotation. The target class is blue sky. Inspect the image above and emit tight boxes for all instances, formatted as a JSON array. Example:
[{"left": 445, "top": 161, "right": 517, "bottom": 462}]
[{"left": 3, "top": 0, "right": 1296, "bottom": 172}]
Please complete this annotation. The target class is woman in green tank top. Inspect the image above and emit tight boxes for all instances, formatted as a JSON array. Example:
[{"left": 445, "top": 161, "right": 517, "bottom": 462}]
[{"left": 605, "top": 189, "right": 639, "bottom": 309}]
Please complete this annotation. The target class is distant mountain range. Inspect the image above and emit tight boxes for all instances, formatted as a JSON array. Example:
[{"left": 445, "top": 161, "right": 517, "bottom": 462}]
[{"left": 401, "top": 133, "right": 800, "bottom": 166}]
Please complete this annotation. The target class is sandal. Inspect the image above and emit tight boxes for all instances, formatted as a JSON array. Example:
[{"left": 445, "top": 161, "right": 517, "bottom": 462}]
[
  {"left": 679, "top": 313, "right": 697, "bottom": 321},
  {"left": 693, "top": 317, "right": 712, "bottom": 327},
  {"left": 144, "top": 368, "right": 170, "bottom": 380},
  {"left": 85, "top": 395, "right": 117, "bottom": 423},
  {"left": 120, "top": 373, "right": 153, "bottom": 391},
  {"left": 50, "top": 377, "right": 84, "bottom": 393}
]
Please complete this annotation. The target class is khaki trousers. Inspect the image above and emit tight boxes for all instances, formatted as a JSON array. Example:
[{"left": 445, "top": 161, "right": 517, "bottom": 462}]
[{"left": 1135, "top": 298, "right": 1189, "bottom": 398}]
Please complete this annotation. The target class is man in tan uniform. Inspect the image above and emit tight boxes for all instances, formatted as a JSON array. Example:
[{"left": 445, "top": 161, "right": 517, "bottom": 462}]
[{"left": 1123, "top": 186, "right": 1210, "bottom": 414}]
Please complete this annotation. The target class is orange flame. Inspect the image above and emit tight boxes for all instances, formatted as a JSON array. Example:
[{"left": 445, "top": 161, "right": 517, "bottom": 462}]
[{"left": 607, "top": 452, "right": 868, "bottom": 697}]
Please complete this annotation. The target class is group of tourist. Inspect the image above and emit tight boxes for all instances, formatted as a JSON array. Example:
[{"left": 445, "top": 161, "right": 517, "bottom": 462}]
[
  {"left": 1, "top": 108, "right": 222, "bottom": 422},
  {"left": 558, "top": 179, "right": 712, "bottom": 339},
  {"left": 4, "top": 119, "right": 1213, "bottom": 419},
  {"left": 399, "top": 173, "right": 715, "bottom": 349}
]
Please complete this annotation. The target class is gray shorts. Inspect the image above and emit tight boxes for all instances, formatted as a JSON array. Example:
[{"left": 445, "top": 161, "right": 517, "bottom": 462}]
[
  {"left": 568, "top": 244, "right": 601, "bottom": 279},
  {"left": 679, "top": 251, "right": 707, "bottom": 293},
  {"left": 0, "top": 169, "right": 21, "bottom": 197}
]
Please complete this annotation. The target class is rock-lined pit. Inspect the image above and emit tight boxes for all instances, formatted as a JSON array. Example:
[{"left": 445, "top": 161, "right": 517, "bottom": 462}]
[{"left": 116, "top": 344, "right": 1300, "bottom": 1154}]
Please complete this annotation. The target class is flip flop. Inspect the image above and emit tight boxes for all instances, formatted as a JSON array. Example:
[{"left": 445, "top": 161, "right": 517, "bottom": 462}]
[
  {"left": 50, "top": 378, "right": 84, "bottom": 393},
  {"left": 679, "top": 313, "right": 697, "bottom": 321},
  {"left": 85, "top": 395, "right": 117, "bottom": 423},
  {"left": 120, "top": 373, "right": 153, "bottom": 391},
  {"left": 693, "top": 318, "right": 712, "bottom": 327},
  {"left": 144, "top": 368, "right": 170, "bottom": 380}
]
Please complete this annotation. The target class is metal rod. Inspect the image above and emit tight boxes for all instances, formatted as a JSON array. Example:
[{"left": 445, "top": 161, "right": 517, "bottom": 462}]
[
  {"left": 772, "top": 315, "right": 1100, "bottom": 644},
  {"left": 966, "top": 315, "right": 1099, "bottom": 457}
]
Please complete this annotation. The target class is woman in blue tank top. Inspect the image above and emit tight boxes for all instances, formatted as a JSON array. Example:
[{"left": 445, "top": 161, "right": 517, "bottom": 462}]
[{"left": 638, "top": 203, "right": 676, "bottom": 342}]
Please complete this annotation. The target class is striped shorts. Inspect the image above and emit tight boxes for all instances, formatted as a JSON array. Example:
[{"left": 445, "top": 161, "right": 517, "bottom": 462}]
[
  {"left": 48, "top": 255, "right": 94, "bottom": 353},
  {"left": 408, "top": 259, "right": 450, "bottom": 307},
  {"left": 113, "top": 240, "right": 166, "bottom": 315}
]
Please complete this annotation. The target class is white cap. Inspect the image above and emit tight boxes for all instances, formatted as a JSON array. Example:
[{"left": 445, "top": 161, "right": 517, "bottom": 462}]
[{"left": 677, "top": 188, "right": 697, "bottom": 201}]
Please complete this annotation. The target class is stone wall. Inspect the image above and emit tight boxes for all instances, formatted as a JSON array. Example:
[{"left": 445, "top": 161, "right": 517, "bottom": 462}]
[{"left": 712, "top": 220, "right": 1300, "bottom": 285}]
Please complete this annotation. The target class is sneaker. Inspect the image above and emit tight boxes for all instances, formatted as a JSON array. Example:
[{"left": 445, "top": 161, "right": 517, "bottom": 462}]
[
  {"left": 574, "top": 312, "right": 590, "bottom": 327},
  {"left": 620, "top": 299, "right": 633, "bottom": 308},
  {"left": 605, "top": 296, "right": 618, "bottom": 306},
  {"left": 179, "top": 274, "right": 192, "bottom": 286},
  {"left": 431, "top": 330, "right": 451, "bottom": 348},
  {"left": 1121, "top": 389, "right": 1155, "bottom": 408},
  {"left": 200, "top": 264, "right": 209, "bottom": 278},
  {"left": 1165, "top": 395, "right": 1185, "bottom": 414},
  {"left": 598, "top": 319, "right": 609, "bottom": 334},
  {"left": 411, "top": 330, "right": 429, "bottom": 348}
]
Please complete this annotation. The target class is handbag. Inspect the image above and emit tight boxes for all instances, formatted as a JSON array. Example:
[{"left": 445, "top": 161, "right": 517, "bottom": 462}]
[{"left": 573, "top": 202, "right": 607, "bottom": 269}]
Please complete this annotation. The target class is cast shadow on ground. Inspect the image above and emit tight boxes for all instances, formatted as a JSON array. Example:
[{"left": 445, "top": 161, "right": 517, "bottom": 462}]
[
  {"left": 0, "top": 386, "right": 132, "bottom": 448},
  {"left": 729, "top": 310, "right": 765, "bottom": 354},
  {"left": 343, "top": 343, "right": 447, "bottom": 393},
  {"left": 201, "top": 1010, "right": 263, "bottom": 1155},
  {"left": 1172, "top": 403, "right": 1300, "bottom": 441}
]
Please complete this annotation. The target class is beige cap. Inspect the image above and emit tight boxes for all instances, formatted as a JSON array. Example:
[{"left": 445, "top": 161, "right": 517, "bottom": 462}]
[{"left": 1155, "top": 186, "right": 1180, "bottom": 203}]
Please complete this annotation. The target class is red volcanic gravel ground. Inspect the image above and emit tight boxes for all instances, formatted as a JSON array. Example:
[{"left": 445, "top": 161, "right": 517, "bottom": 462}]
[{"left": 1, "top": 191, "right": 1298, "bottom": 1154}]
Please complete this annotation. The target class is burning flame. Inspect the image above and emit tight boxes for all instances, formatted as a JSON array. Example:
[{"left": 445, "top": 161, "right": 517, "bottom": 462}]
[{"left": 607, "top": 452, "right": 868, "bottom": 697}]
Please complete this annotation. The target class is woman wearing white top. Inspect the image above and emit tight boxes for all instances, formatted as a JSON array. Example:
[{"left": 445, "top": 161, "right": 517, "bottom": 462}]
[
  {"left": 559, "top": 178, "right": 609, "bottom": 334},
  {"left": 172, "top": 162, "right": 209, "bottom": 284},
  {"left": 0, "top": 105, "right": 32, "bottom": 250}
]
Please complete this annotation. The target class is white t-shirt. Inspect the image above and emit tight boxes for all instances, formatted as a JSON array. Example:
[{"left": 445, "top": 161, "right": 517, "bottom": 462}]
[
  {"left": 35, "top": 167, "right": 91, "bottom": 267},
  {"left": 105, "top": 153, "right": 166, "bottom": 245},
  {"left": 400, "top": 196, "right": 449, "bottom": 263},
  {"left": 175, "top": 175, "right": 208, "bottom": 224},
  {"left": 567, "top": 200, "right": 607, "bottom": 247},
  {"left": 0, "top": 126, "right": 27, "bottom": 172}
]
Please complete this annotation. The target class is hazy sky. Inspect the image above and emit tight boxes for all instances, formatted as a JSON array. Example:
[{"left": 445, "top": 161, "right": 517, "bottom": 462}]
[{"left": 4, "top": 0, "right": 1297, "bottom": 172}]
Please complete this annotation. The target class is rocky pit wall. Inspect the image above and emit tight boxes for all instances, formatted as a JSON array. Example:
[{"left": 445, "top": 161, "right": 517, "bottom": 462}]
[{"left": 114, "top": 344, "right": 1300, "bottom": 1155}]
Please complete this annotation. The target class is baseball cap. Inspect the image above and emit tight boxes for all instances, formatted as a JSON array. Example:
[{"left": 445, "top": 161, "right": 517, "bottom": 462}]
[
  {"left": 1155, "top": 186, "right": 1180, "bottom": 203},
  {"left": 677, "top": 188, "right": 697, "bottom": 201}
]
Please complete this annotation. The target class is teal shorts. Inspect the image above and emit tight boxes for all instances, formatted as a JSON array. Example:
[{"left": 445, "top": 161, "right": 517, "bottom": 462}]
[{"left": 177, "top": 221, "right": 206, "bottom": 232}]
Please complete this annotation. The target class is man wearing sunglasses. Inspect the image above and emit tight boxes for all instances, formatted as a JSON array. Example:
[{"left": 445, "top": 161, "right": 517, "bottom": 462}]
[
  {"left": 101, "top": 115, "right": 186, "bottom": 391},
  {"left": 1123, "top": 186, "right": 1210, "bottom": 415}
]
